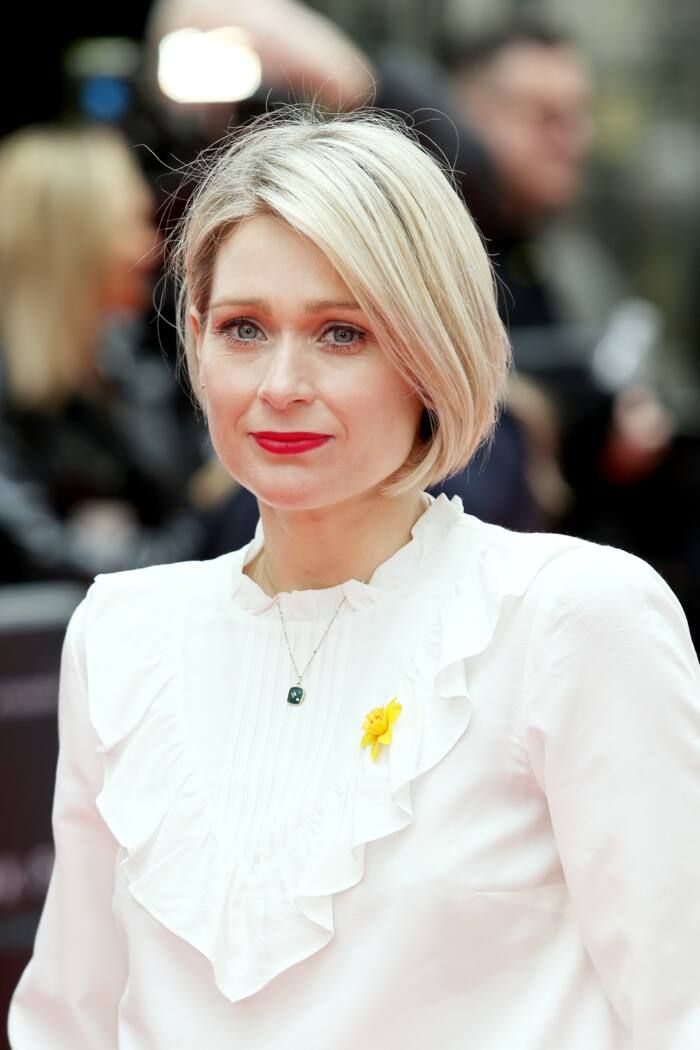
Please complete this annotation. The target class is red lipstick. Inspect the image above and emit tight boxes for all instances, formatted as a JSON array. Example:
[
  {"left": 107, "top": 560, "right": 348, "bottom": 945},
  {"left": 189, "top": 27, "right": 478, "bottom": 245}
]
[{"left": 251, "top": 431, "right": 331, "bottom": 455}]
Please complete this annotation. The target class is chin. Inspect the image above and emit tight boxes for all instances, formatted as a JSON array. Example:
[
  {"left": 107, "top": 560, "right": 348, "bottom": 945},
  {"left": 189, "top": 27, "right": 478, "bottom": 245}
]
[
  {"left": 242, "top": 474, "right": 340, "bottom": 513},
  {"left": 247, "top": 472, "right": 388, "bottom": 515}
]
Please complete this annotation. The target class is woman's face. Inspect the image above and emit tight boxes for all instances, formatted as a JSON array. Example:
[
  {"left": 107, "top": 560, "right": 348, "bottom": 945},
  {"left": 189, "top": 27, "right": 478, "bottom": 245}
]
[{"left": 193, "top": 213, "right": 424, "bottom": 511}]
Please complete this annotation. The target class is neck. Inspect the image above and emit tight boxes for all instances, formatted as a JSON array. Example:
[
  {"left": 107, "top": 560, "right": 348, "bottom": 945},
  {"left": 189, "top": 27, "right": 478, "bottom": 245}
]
[{"left": 248, "top": 487, "right": 428, "bottom": 595}]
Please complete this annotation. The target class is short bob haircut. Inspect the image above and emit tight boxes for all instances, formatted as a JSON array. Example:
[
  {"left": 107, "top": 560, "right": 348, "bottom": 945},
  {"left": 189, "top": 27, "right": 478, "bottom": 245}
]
[{"left": 172, "top": 109, "right": 511, "bottom": 495}]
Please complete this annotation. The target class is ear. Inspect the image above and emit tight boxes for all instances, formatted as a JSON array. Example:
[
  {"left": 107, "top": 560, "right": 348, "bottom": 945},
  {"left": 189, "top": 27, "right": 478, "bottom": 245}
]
[
  {"left": 189, "top": 307, "right": 206, "bottom": 392},
  {"left": 189, "top": 305, "right": 202, "bottom": 348}
]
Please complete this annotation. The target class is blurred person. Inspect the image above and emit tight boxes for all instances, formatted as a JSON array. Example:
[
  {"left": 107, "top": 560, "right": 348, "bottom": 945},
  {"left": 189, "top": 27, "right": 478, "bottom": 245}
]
[
  {"left": 0, "top": 125, "right": 209, "bottom": 583},
  {"left": 9, "top": 111, "right": 700, "bottom": 1049},
  {"left": 443, "top": 22, "right": 678, "bottom": 508},
  {"left": 442, "top": 23, "right": 603, "bottom": 499},
  {"left": 445, "top": 21, "right": 593, "bottom": 326}
]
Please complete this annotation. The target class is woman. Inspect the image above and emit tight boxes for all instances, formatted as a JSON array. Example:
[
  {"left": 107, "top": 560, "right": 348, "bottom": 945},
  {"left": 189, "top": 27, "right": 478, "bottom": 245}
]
[
  {"left": 9, "top": 112, "right": 700, "bottom": 1048},
  {"left": 0, "top": 125, "right": 205, "bottom": 583}
]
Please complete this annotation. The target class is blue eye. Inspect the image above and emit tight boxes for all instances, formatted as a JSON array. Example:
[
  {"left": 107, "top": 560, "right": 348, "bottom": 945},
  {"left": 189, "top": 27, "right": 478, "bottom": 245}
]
[
  {"left": 321, "top": 325, "right": 366, "bottom": 348},
  {"left": 218, "top": 318, "right": 264, "bottom": 343},
  {"left": 232, "top": 320, "right": 260, "bottom": 340}
]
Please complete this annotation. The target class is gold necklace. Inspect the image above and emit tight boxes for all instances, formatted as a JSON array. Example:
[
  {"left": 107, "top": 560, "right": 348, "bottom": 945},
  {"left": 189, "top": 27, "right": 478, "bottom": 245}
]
[{"left": 254, "top": 556, "right": 360, "bottom": 706}]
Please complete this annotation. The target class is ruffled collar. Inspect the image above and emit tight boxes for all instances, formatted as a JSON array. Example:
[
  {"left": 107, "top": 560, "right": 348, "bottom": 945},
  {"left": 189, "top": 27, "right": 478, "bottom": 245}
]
[{"left": 230, "top": 492, "right": 465, "bottom": 620}]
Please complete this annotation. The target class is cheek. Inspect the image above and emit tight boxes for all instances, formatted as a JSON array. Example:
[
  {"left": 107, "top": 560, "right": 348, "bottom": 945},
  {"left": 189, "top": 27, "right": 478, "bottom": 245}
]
[
  {"left": 202, "top": 365, "right": 248, "bottom": 429},
  {"left": 203, "top": 393, "right": 250, "bottom": 483},
  {"left": 199, "top": 353, "right": 243, "bottom": 424},
  {"left": 352, "top": 379, "right": 423, "bottom": 452}
]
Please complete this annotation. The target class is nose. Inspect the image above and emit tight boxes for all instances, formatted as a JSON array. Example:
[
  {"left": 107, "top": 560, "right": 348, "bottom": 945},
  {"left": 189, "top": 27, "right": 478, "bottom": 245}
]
[{"left": 257, "top": 338, "right": 314, "bottom": 411}]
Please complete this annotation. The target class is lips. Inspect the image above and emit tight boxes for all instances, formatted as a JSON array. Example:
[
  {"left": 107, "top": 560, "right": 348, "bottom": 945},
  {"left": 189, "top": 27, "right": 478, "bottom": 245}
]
[{"left": 251, "top": 431, "right": 332, "bottom": 455}]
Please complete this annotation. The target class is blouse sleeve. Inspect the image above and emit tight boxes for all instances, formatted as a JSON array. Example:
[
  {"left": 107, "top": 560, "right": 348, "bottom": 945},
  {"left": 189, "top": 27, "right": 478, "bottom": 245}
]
[
  {"left": 8, "top": 597, "right": 127, "bottom": 1048},
  {"left": 522, "top": 545, "right": 700, "bottom": 1049}
]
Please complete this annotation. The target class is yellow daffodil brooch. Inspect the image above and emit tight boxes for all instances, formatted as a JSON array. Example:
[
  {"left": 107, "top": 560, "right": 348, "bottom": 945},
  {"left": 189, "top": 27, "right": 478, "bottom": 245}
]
[{"left": 361, "top": 698, "right": 402, "bottom": 762}]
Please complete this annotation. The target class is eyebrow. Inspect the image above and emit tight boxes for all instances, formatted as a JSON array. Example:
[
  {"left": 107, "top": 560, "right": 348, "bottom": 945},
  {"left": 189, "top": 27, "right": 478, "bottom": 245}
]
[{"left": 208, "top": 297, "right": 363, "bottom": 313}]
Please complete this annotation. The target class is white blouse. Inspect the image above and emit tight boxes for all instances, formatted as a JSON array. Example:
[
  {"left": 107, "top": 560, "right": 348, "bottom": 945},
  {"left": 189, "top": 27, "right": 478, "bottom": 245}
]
[{"left": 8, "top": 495, "right": 700, "bottom": 1049}]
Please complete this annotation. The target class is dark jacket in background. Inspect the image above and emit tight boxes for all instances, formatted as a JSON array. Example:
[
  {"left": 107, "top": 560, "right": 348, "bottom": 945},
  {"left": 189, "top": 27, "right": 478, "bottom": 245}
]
[{"left": 0, "top": 323, "right": 206, "bottom": 584}]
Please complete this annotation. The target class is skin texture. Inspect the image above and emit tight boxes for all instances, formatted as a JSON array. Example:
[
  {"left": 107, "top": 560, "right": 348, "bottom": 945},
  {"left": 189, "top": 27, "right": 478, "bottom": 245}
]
[
  {"left": 191, "top": 213, "right": 426, "bottom": 593},
  {"left": 452, "top": 42, "right": 593, "bottom": 221}
]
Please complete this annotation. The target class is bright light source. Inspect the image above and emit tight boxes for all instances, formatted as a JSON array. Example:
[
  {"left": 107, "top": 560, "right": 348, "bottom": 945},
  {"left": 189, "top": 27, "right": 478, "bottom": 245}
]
[{"left": 158, "top": 27, "right": 261, "bottom": 103}]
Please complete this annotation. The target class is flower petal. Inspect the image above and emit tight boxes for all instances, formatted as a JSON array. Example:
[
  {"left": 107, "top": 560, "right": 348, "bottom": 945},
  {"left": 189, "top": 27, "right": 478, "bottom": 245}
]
[{"left": 387, "top": 701, "right": 402, "bottom": 725}]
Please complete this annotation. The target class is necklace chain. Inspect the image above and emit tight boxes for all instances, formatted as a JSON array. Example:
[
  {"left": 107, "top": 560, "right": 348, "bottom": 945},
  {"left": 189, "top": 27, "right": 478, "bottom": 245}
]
[
  {"left": 275, "top": 590, "right": 346, "bottom": 685},
  {"left": 254, "top": 555, "right": 365, "bottom": 702},
  {"left": 250, "top": 495, "right": 431, "bottom": 704}
]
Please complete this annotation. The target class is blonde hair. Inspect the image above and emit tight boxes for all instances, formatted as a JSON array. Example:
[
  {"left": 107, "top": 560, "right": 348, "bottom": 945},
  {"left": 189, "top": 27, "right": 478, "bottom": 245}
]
[
  {"left": 172, "top": 110, "right": 511, "bottom": 493},
  {"left": 0, "top": 125, "right": 148, "bottom": 408}
]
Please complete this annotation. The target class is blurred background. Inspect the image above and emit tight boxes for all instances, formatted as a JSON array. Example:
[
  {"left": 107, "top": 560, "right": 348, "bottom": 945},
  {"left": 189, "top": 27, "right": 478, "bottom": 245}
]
[{"left": 1, "top": 0, "right": 699, "bottom": 1040}]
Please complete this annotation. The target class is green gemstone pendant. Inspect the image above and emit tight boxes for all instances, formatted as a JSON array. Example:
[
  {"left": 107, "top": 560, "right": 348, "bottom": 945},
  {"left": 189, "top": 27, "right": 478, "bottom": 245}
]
[{"left": 287, "top": 686, "right": 304, "bottom": 705}]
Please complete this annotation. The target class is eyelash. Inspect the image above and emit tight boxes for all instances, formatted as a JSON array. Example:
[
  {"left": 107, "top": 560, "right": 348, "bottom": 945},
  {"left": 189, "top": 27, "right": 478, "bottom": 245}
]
[{"left": 216, "top": 317, "right": 367, "bottom": 351}]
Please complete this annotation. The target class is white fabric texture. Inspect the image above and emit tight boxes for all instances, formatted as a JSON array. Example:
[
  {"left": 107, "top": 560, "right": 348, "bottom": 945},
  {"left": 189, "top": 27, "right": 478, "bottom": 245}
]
[{"left": 8, "top": 494, "right": 700, "bottom": 1049}]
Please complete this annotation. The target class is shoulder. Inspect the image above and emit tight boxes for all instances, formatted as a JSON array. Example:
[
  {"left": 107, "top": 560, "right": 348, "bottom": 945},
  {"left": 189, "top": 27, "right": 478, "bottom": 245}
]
[
  {"left": 66, "top": 554, "right": 244, "bottom": 746},
  {"left": 461, "top": 514, "right": 685, "bottom": 638},
  {"left": 74, "top": 552, "right": 242, "bottom": 645},
  {"left": 91, "top": 552, "right": 238, "bottom": 601},
  {"left": 526, "top": 535, "right": 678, "bottom": 627},
  {"left": 503, "top": 531, "right": 693, "bottom": 660},
  {"left": 94, "top": 557, "right": 207, "bottom": 592}
]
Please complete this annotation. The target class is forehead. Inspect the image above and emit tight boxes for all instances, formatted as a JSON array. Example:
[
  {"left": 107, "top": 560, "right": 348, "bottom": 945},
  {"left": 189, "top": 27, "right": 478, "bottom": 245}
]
[
  {"left": 208, "top": 212, "right": 352, "bottom": 301},
  {"left": 489, "top": 42, "right": 591, "bottom": 103}
]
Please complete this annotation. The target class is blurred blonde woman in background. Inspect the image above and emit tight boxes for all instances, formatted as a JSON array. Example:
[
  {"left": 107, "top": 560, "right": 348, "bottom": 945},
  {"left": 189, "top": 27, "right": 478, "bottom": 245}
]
[
  {"left": 0, "top": 125, "right": 205, "bottom": 582},
  {"left": 9, "top": 111, "right": 700, "bottom": 1049},
  {"left": 0, "top": 126, "right": 155, "bottom": 406}
]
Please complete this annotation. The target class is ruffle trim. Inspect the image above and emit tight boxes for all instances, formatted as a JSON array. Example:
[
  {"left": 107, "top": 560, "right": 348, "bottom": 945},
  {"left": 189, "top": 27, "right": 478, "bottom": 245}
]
[
  {"left": 84, "top": 515, "right": 578, "bottom": 1003},
  {"left": 230, "top": 492, "right": 461, "bottom": 619}
]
